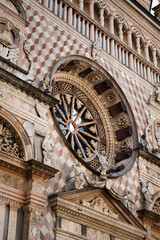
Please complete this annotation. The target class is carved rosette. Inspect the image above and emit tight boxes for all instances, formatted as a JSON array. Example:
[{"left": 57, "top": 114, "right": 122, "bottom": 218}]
[
  {"left": 51, "top": 58, "right": 135, "bottom": 177},
  {"left": 0, "top": 117, "right": 24, "bottom": 159}
]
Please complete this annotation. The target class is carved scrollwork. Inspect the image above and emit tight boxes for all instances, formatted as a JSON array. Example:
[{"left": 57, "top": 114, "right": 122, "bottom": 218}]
[
  {"left": 105, "top": 90, "right": 117, "bottom": 103},
  {"left": 0, "top": 119, "right": 24, "bottom": 159},
  {"left": 87, "top": 72, "right": 102, "bottom": 83},
  {"left": 120, "top": 139, "right": 131, "bottom": 152}
]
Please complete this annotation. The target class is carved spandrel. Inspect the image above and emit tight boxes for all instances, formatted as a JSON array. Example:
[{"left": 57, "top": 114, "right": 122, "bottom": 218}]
[{"left": 0, "top": 119, "right": 24, "bottom": 159}]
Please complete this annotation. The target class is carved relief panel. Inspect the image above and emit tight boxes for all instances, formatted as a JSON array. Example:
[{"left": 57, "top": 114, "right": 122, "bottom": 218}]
[
  {"left": 0, "top": 117, "right": 24, "bottom": 159},
  {"left": 0, "top": 0, "right": 30, "bottom": 70},
  {"left": 50, "top": 57, "right": 138, "bottom": 178}
]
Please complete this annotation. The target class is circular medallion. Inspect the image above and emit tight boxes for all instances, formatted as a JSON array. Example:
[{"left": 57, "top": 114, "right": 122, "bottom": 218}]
[
  {"left": 54, "top": 92, "right": 100, "bottom": 161},
  {"left": 51, "top": 58, "right": 138, "bottom": 177}
]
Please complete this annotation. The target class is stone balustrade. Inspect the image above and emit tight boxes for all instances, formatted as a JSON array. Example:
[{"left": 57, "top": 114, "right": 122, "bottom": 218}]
[{"left": 36, "top": 0, "right": 160, "bottom": 85}]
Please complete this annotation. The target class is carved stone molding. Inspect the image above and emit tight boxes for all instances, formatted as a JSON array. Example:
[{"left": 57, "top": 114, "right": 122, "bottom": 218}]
[
  {"left": 0, "top": 68, "right": 58, "bottom": 107},
  {"left": 0, "top": 196, "right": 21, "bottom": 209},
  {"left": 52, "top": 71, "right": 136, "bottom": 177},
  {"left": 0, "top": 152, "right": 58, "bottom": 179},
  {"left": 50, "top": 190, "right": 146, "bottom": 240},
  {"left": 81, "top": 197, "right": 118, "bottom": 219}
]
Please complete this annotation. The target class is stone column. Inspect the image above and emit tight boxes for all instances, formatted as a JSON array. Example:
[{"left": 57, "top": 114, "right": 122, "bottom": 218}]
[
  {"left": 127, "top": 29, "right": 134, "bottom": 70},
  {"left": 118, "top": 23, "right": 123, "bottom": 41},
  {"left": 88, "top": 0, "right": 95, "bottom": 41},
  {"left": 79, "top": 0, "right": 84, "bottom": 11},
  {"left": 7, "top": 203, "right": 19, "bottom": 240},
  {"left": 147, "top": 66, "right": 151, "bottom": 82},
  {"left": 136, "top": 37, "right": 141, "bottom": 55},
  {"left": 109, "top": 15, "right": 115, "bottom": 56},
  {"left": 109, "top": 14, "right": 114, "bottom": 34},
  {"left": 0, "top": 201, "right": 6, "bottom": 240},
  {"left": 88, "top": 0, "right": 95, "bottom": 19},
  {"left": 127, "top": 29, "right": 132, "bottom": 48},
  {"left": 144, "top": 43, "right": 149, "bottom": 62},
  {"left": 68, "top": 0, "right": 73, "bottom": 25},
  {"left": 43, "top": 0, "right": 49, "bottom": 8},
  {"left": 99, "top": 8, "right": 104, "bottom": 27},
  {"left": 152, "top": 49, "right": 157, "bottom": 67}
]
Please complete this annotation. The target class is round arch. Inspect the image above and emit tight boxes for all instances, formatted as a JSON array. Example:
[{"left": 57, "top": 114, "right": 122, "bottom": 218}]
[
  {"left": 49, "top": 55, "right": 139, "bottom": 178},
  {"left": 0, "top": 106, "right": 33, "bottom": 161}
]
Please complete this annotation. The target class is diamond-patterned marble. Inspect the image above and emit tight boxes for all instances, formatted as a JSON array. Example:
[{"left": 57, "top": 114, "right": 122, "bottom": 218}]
[{"left": 21, "top": 2, "right": 155, "bottom": 238}]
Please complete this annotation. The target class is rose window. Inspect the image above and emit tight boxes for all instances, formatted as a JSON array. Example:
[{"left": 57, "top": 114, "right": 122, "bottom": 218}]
[{"left": 54, "top": 92, "right": 99, "bottom": 160}]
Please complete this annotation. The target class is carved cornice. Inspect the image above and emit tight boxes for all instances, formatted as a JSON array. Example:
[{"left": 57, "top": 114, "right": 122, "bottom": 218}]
[
  {"left": 50, "top": 195, "right": 146, "bottom": 240},
  {"left": 0, "top": 196, "right": 22, "bottom": 209},
  {"left": 137, "top": 209, "right": 160, "bottom": 223},
  {"left": 0, "top": 151, "right": 59, "bottom": 179},
  {"left": 26, "top": 159, "right": 59, "bottom": 179},
  {"left": 0, "top": 65, "right": 58, "bottom": 107},
  {"left": 138, "top": 148, "right": 160, "bottom": 167}
]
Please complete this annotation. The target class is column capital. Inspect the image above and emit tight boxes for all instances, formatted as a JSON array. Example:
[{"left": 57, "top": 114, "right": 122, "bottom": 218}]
[
  {"left": 126, "top": 29, "right": 133, "bottom": 34},
  {"left": 10, "top": 201, "right": 21, "bottom": 211},
  {"left": 108, "top": 14, "right": 115, "bottom": 20},
  {"left": 143, "top": 42, "right": 149, "bottom": 48}
]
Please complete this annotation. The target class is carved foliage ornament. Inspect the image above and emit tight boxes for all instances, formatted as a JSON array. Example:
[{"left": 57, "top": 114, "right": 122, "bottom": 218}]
[{"left": 0, "top": 118, "right": 24, "bottom": 159}]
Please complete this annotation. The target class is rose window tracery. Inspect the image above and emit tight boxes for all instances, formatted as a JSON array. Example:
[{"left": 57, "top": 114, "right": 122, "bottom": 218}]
[
  {"left": 50, "top": 57, "right": 138, "bottom": 177},
  {"left": 54, "top": 92, "right": 99, "bottom": 160}
]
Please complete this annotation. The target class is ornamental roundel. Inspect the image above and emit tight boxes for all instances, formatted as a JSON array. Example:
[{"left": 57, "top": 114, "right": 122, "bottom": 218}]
[{"left": 51, "top": 57, "right": 138, "bottom": 177}]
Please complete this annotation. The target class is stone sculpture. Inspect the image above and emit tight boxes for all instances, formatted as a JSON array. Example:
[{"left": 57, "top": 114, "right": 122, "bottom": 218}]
[{"left": 73, "top": 161, "right": 85, "bottom": 189}]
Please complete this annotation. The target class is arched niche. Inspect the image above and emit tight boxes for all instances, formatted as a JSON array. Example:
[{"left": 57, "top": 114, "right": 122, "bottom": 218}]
[
  {"left": 49, "top": 55, "right": 138, "bottom": 178},
  {"left": 0, "top": 106, "right": 33, "bottom": 161}
]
